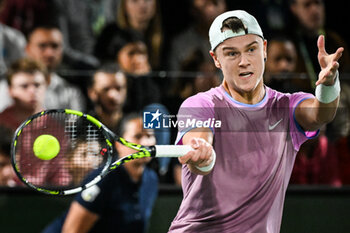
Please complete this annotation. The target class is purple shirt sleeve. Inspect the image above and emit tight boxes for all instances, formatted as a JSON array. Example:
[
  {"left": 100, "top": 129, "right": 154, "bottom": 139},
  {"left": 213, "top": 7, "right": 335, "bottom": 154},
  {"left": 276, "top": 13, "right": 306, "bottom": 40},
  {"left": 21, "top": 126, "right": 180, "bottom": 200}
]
[
  {"left": 175, "top": 93, "right": 215, "bottom": 145},
  {"left": 289, "top": 92, "right": 319, "bottom": 151}
]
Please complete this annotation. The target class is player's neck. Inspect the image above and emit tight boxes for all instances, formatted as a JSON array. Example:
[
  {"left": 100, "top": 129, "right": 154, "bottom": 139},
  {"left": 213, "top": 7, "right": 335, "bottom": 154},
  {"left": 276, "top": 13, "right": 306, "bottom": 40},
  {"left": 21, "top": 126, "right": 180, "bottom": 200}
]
[{"left": 223, "top": 81, "right": 265, "bottom": 105}]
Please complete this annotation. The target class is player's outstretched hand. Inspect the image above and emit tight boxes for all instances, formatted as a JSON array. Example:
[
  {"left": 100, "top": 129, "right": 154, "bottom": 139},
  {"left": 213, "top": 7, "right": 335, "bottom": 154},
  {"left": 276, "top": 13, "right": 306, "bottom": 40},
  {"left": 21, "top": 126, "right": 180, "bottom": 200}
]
[
  {"left": 316, "top": 35, "right": 344, "bottom": 86},
  {"left": 178, "top": 138, "right": 214, "bottom": 174}
]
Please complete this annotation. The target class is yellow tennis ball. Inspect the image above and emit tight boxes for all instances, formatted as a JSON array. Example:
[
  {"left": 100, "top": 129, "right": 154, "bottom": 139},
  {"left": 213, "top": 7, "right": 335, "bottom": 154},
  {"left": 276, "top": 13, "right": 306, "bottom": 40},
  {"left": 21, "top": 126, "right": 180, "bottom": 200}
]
[{"left": 33, "top": 134, "right": 60, "bottom": 160}]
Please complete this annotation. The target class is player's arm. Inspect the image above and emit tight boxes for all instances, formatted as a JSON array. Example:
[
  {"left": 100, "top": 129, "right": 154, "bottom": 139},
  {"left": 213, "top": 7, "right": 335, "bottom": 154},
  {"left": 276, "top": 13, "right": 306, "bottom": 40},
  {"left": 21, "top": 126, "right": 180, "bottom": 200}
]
[
  {"left": 178, "top": 128, "right": 215, "bottom": 175},
  {"left": 62, "top": 201, "right": 99, "bottom": 233},
  {"left": 295, "top": 35, "right": 344, "bottom": 131}
]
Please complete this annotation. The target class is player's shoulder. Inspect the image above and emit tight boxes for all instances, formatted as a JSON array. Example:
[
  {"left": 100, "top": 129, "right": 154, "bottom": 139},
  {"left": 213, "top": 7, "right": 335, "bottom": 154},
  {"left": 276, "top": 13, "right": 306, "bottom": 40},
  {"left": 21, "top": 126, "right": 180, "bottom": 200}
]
[
  {"left": 180, "top": 86, "right": 223, "bottom": 108},
  {"left": 266, "top": 86, "right": 315, "bottom": 105}
]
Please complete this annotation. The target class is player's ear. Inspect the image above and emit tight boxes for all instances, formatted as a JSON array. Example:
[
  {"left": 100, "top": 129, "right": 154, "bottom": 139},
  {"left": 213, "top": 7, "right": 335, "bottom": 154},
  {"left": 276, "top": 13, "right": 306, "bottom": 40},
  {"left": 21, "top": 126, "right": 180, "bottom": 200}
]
[
  {"left": 263, "top": 39, "right": 267, "bottom": 62},
  {"left": 209, "top": 50, "right": 222, "bottom": 69}
]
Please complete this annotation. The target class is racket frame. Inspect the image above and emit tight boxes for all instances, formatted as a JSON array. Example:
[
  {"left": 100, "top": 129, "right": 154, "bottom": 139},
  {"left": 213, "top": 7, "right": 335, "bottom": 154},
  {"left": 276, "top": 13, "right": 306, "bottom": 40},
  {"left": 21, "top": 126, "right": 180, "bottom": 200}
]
[{"left": 11, "top": 109, "right": 191, "bottom": 195}]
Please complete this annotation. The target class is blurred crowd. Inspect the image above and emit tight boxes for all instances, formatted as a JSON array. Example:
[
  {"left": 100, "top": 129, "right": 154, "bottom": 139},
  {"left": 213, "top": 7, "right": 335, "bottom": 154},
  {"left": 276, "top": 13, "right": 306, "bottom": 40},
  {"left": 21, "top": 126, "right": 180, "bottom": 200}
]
[{"left": 1, "top": 0, "right": 350, "bottom": 188}]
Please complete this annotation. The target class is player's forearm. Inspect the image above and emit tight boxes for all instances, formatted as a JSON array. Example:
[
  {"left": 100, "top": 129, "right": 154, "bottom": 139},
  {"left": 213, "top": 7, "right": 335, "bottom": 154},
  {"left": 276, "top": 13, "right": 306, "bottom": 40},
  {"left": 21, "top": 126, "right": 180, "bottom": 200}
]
[
  {"left": 296, "top": 97, "right": 339, "bottom": 131},
  {"left": 296, "top": 69, "right": 341, "bottom": 131},
  {"left": 310, "top": 97, "right": 339, "bottom": 129}
]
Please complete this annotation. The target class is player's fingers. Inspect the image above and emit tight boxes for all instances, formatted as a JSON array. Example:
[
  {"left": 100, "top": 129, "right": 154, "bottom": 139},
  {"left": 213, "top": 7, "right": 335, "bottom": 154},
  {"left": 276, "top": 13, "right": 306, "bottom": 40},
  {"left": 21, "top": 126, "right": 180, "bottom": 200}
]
[
  {"left": 190, "top": 138, "right": 200, "bottom": 150},
  {"left": 333, "top": 47, "right": 344, "bottom": 61},
  {"left": 178, "top": 150, "right": 195, "bottom": 164},
  {"left": 198, "top": 147, "right": 213, "bottom": 167},
  {"left": 196, "top": 140, "right": 213, "bottom": 165},
  {"left": 316, "top": 62, "right": 339, "bottom": 86},
  {"left": 317, "top": 35, "right": 327, "bottom": 55},
  {"left": 331, "top": 61, "right": 340, "bottom": 72},
  {"left": 186, "top": 139, "right": 208, "bottom": 165}
]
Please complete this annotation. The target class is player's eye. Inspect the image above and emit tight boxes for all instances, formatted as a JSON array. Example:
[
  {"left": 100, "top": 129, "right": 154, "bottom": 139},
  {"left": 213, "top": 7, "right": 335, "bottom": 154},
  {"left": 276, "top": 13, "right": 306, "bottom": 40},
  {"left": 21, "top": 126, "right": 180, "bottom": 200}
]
[
  {"left": 227, "top": 51, "right": 238, "bottom": 57},
  {"left": 248, "top": 47, "right": 256, "bottom": 53}
]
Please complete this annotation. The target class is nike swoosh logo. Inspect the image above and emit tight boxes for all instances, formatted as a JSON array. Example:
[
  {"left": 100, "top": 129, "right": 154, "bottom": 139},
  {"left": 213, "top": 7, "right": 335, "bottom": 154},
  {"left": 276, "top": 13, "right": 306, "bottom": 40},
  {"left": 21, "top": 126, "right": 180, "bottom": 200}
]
[{"left": 269, "top": 118, "right": 283, "bottom": 130}]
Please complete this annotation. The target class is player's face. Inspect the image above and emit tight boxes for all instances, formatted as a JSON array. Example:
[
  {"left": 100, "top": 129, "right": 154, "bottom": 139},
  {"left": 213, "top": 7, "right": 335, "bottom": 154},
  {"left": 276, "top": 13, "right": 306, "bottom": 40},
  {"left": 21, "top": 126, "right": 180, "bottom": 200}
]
[
  {"left": 265, "top": 41, "right": 297, "bottom": 74},
  {"left": 26, "top": 28, "right": 63, "bottom": 71},
  {"left": 125, "top": 0, "right": 156, "bottom": 26},
  {"left": 291, "top": 0, "right": 324, "bottom": 32},
  {"left": 117, "top": 42, "right": 151, "bottom": 75},
  {"left": 118, "top": 118, "right": 156, "bottom": 164},
  {"left": 9, "top": 72, "right": 47, "bottom": 111},
  {"left": 210, "top": 34, "right": 267, "bottom": 94},
  {"left": 90, "top": 72, "right": 127, "bottom": 113}
]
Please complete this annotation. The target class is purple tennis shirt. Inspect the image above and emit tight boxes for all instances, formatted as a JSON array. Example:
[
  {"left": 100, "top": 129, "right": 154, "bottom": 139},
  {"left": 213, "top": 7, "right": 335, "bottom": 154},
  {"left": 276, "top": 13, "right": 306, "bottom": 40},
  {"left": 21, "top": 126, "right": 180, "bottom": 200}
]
[{"left": 168, "top": 85, "right": 318, "bottom": 233}]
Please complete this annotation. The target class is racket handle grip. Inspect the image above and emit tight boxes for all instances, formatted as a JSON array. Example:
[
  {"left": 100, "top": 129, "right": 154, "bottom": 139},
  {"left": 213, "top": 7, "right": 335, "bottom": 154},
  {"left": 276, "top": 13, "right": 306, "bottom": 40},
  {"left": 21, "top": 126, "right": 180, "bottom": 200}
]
[{"left": 154, "top": 145, "right": 192, "bottom": 157}]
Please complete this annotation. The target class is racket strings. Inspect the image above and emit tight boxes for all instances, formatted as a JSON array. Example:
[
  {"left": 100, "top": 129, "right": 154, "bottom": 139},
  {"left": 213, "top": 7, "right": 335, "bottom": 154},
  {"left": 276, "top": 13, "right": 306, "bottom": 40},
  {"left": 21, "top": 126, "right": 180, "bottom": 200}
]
[{"left": 14, "top": 112, "right": 109, "bottom": 190}]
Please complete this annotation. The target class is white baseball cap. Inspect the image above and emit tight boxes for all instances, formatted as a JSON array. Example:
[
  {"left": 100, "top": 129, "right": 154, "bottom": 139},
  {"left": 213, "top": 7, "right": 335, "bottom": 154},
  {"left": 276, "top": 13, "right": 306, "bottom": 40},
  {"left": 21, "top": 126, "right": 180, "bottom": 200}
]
[{"left": 209, "top": 10, "right": 263, "bottom": 51}]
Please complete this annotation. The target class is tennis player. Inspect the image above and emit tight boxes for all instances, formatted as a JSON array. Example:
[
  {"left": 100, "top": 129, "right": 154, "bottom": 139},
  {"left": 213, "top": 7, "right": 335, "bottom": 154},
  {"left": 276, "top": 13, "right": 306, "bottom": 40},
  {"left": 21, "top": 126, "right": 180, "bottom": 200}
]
[{"left": 168, "top": 10, "right": 343, "bottom": 232}]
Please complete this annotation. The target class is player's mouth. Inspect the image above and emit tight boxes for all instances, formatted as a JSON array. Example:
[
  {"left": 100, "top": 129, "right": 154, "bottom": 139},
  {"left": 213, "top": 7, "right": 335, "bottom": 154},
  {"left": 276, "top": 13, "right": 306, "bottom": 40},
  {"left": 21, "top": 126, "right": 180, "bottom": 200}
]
[{"left": 239, "top": 72, "right": 253, "bottom": 78}]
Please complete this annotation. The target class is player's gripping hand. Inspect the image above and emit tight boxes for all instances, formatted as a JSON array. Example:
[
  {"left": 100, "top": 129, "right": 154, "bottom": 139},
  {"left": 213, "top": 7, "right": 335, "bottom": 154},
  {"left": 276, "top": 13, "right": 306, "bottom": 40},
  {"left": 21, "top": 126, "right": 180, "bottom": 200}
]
[
  {"left": 316, "top": 35, "right": 343, "bottom": 86},
  {"left": 178, "top": 138, "right": 215, "bottom": 175}
]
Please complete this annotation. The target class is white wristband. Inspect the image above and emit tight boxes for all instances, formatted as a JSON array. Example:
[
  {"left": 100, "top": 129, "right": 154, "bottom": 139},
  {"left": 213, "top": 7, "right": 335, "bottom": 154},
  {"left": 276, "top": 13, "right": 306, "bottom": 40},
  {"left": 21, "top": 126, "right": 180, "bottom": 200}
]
[
  {"left": 195, "top": 149, "right": 216, "bottom": 172},
  {"left": 315, "top": 71, "right": 340, "bottom": 104}
]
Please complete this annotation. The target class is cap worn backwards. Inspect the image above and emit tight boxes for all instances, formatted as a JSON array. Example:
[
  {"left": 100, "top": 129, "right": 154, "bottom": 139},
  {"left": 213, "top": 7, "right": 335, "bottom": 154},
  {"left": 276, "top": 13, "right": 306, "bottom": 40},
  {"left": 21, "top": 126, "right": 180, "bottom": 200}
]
[{"left": 209, "top": 10, "right": 263, "bottom": 51}]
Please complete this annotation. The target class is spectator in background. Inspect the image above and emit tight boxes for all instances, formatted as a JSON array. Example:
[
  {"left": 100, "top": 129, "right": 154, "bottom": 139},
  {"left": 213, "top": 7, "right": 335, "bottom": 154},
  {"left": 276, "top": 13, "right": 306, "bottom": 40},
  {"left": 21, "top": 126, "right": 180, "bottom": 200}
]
[
  {"left": 163, "top": 49, "right": 221, "bottom": 185},
  {"left": 166, "top": 49, "right": 221, "bottom": 121},
  {"left": 167, "top": 0, "right": 226, "bottom": 71},
  {"left": 116, "top": 34, "right": 150, "bottom": 76},
  {"left": 0, "top": 126, "right": 17, "bottom": 187},
  {"left": 0, "top": 0, "right": 99, "bottom": 69},
  {"left": 0, "top": 0, "right": 27, "bottom": 112},
  {"left": 115, "top": 0, "right": 164, "bottom": 70},
  {"left": 261, "top": 32, "right": 342, "bottom": 187},
  {"left": 0, "top": 57, "right": 73, "bottom": 188},
  {"left": 25, "top": 24, "right": 86, "bottom": 111},
  {"left": 42, "top": 113, "right": 158, "bottom": 233},
  {"left": 0, "top": 22, "right": 26, "bottom": 75},
  {"left": 50, "top": 0, "right": 100, "bottom": 70},
  {"left": 289, "top": 0, "right": 350, "bottom": 148},
  {"left": 0, "top": 57, "right": 49, "bottom": 131},
  {"left": 288, "top": 0, "right": 350, "bottom": 92},
  {"left": 87, "top": 64, "right": 127, "bottom": 131},
  {"left": 335, "top": 130, "right": 350, "bottom": 185},
  {"left": 95, "top": 27, "right": 151, "bottom": 75},
  {"left": 0, "top": 0, "right": 56, "bottom": 37},
  {"left": 0, "top": 22, "right": 27, "bottom": 112},
  {"left": 264, "top": 33, "right": 301, "bottom": 93},
  {"left": 290, "top": 129, "right": 342, "bottom": 186},
  {"left": 95, "top": 28, "right": 160, "bottom": 113},
  {"left": 96, "top": 25, "right": 170, "bottom": 178},
  {"left": 66, "top": 139, "right": 104, "bottom": 187}
]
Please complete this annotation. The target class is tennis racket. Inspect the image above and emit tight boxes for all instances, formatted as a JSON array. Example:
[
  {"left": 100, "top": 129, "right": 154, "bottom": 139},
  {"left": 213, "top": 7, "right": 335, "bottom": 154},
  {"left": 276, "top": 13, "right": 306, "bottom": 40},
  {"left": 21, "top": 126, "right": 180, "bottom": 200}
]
[{"left": 11, "top": 109, "right": 192, "bottom": 195}]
